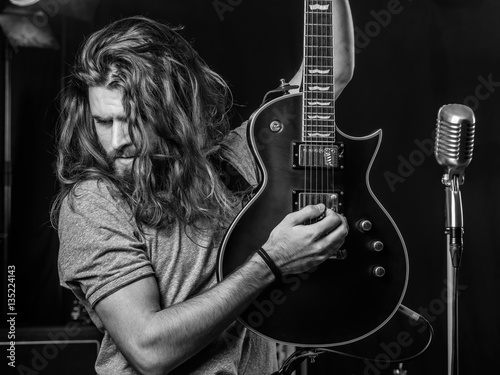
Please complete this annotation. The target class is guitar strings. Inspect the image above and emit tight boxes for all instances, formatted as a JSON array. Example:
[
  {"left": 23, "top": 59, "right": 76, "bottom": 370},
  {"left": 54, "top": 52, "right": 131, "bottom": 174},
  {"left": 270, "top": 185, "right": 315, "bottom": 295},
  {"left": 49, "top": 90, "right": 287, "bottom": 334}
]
[
  {"left": 311, "top": 0, "right": 315, "bottom": 208},
  {"left": 303, "top": 1, "right": 335, "bottom": 211},
  {"left": 302, "top": 0, "right": 306, "bottom": 207},
  {"left": 331, "top": 0, "right": 336, "bottom": 214},
  {"left": 310, "top": 0, "right": 318, "bottom": 209},
  {"left": 308, "top": 0, "right": 311, "bottom": 206},
  {"left": 319, "top": 0, "right": 323, "bottom": 208},
  {"left": 303, "top": 0, "right": 308, "bottom": 208},
  {"left": 319, "top": 0, "right": 324, "bottom": 208}
]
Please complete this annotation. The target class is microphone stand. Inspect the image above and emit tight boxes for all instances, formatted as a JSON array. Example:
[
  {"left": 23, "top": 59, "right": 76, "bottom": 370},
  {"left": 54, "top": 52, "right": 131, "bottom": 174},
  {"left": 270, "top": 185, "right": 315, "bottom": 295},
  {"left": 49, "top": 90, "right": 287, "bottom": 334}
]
[{"left": 442, "top": 172, "right": 464, "bottom": 375}]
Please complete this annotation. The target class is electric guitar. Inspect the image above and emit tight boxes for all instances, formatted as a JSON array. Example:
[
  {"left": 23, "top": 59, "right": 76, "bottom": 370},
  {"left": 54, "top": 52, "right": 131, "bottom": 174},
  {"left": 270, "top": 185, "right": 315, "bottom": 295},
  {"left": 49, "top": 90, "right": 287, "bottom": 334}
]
[{"left": 217, "top": 0, "right": 409, "bottom": 346}]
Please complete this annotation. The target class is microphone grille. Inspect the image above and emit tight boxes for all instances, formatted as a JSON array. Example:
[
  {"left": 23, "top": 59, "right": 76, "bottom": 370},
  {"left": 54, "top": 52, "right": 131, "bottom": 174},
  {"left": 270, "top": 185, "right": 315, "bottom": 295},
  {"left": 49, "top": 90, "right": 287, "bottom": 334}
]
[{"left": 435, "top": 104, "right": 475, "bottom": 167}]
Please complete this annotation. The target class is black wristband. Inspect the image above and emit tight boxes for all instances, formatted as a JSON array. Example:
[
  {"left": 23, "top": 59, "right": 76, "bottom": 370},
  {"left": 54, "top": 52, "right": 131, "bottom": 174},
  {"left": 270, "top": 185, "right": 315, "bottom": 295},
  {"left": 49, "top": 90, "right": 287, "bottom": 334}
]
[{"left": 257, "top": 247, "right": 282, "bottom": 280}]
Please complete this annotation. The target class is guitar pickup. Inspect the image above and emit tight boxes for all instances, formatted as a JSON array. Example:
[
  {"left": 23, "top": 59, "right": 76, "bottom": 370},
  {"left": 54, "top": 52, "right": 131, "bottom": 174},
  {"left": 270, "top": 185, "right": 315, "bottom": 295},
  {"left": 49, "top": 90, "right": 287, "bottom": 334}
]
[
  {"left": 292, "top": 191, "right": 343, "bottom": 213},
  {"left": 292, "top": 142, "right": 344, "bottom": 169}
]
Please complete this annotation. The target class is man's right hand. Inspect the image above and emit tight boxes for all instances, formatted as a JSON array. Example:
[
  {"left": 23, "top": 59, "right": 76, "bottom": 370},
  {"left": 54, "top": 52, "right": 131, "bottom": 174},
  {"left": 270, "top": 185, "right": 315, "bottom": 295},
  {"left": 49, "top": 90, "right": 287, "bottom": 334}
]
[{"left": 261, "top": 204, "right": 349, "bottom": 275}]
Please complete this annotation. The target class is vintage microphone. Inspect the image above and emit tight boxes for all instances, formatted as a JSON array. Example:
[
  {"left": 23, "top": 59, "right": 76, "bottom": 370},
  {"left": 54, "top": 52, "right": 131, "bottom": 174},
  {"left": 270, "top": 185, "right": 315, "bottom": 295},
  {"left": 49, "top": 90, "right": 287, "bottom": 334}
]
[{"left": 434, "top": 104, "right": 475, "bottom": 375}]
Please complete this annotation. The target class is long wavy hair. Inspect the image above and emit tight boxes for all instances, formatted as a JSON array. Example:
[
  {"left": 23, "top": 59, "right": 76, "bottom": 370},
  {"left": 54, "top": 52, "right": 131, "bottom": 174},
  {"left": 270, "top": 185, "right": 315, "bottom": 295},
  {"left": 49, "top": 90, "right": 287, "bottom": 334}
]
[{"left": 51, "top": 16, "right": 240, "bottom": 231}]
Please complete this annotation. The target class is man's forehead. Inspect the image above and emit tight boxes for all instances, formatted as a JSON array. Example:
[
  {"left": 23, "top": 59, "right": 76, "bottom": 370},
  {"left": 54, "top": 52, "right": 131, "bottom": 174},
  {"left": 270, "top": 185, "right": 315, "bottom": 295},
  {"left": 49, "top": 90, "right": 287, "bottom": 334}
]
[{"left": 88, "top": 86, "right": 127, "bottom": 119}]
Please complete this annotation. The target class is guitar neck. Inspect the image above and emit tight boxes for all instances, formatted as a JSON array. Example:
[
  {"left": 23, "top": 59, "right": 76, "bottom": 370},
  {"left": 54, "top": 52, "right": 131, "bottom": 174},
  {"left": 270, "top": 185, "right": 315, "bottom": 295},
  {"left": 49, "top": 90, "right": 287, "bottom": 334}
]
[{"left": 303, "top": 0, "right": 336, "bottom": 142}]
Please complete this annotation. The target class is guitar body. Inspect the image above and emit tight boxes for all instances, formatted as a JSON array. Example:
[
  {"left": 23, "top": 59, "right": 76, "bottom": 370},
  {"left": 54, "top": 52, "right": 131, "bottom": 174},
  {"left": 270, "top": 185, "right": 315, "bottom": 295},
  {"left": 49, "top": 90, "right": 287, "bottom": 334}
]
[{"left": 217, "top": 93, "right": 409, "bottom": 346}]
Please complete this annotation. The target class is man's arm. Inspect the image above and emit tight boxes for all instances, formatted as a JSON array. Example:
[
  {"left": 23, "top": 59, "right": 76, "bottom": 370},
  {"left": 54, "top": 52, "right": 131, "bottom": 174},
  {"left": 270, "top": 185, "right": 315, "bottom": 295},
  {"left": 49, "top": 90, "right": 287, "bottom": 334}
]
[
  {"left": 95, "top": 205, "right": 348, "bottom": 375},
  {"left": 95, "top": 253, "right": 272, "bottom": 375},
  {"left": 290, "top": 0, "right": 355, "bottom": 95}
]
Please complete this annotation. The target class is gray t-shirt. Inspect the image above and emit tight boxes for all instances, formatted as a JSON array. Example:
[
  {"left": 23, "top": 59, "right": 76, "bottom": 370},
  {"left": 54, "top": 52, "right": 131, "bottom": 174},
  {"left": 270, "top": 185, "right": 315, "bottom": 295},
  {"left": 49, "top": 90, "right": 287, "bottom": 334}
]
[{"left": 58, "top": 124, "right": 277, "bottom": 374}]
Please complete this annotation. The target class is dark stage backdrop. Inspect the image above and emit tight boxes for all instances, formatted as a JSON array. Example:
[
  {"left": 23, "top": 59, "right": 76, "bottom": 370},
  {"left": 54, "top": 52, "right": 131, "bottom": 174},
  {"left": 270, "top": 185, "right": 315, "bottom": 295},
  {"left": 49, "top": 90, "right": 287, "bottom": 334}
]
[{"left": 2, "top": 0, "right": 498, "bottom": 374}]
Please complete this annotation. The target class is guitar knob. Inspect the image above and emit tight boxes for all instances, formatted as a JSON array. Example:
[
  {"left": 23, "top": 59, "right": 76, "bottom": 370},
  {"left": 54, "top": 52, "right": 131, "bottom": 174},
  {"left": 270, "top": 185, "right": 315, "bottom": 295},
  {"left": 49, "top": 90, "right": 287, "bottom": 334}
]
[
  {"left": 370, "top": 240, "right": 384, "bottom": 252},
  {"left": 372, "top": 266, "right": 386, "bottom": 278},
  {"left": 269, "top": 120, "right": 283, "bottom": 133},
  {"left": 357, "top": 219, "right": 372, "bottom": 232}
]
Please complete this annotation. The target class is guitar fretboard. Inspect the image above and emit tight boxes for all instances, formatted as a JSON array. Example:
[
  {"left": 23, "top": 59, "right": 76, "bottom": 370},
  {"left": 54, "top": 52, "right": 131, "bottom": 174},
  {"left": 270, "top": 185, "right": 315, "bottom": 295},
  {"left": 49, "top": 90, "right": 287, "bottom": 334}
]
[{"left": 303, "top": 0, "right": 335, "bottom": 142}]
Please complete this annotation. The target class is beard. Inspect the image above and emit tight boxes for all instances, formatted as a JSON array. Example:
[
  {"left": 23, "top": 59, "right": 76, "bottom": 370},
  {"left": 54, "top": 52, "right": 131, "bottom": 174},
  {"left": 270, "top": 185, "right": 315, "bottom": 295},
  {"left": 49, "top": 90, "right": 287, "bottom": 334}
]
[
  {"left": 113, "top": 162, "right": 135, "bottom": 185},
  {"left": 100, "top": 138, "right": 167, "bottom": 200},
  {"left": 103, "top": 150, "right": 137, "bottom": 189}
]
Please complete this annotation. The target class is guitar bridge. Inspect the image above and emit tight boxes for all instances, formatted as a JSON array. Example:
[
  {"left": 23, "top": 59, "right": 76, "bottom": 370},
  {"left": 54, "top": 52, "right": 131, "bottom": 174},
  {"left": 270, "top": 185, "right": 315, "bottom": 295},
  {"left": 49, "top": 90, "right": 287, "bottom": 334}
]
[{"left": 292, "top": 142, "right": 344, "bottom": 169}]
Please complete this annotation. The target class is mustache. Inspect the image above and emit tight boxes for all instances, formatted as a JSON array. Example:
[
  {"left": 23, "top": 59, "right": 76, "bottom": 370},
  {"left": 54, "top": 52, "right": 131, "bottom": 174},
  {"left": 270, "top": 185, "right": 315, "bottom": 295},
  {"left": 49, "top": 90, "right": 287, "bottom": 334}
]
[
  {"left": 107, "top": 148, "right": 136, "bottom": 159},
  {"left": 103, "top": 149, "right": 136, "bottom": 170}
]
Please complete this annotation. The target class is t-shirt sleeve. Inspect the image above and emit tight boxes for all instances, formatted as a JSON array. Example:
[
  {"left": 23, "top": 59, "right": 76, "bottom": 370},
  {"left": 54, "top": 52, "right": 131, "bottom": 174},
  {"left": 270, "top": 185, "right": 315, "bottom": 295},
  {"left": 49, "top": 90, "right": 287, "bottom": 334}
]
[
  {"left": 220, "top": 121, "right": 261, "bottom": 189},
  {"left": 58, "top": 180, "right": 155, "bottom": 308}
]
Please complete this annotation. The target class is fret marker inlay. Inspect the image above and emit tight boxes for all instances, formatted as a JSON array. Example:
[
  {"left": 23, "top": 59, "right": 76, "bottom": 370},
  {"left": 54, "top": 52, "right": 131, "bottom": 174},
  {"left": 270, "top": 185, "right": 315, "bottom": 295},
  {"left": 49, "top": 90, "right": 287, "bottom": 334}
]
[
  {"left": 309, "top": 69, "right": 331, "bottom": 74},
  {"left": 309, "top": 4, "right": 330, "bottom": 11},
  {"left": 307, "top": 132, "right": 332, "bottom": 138},
  {"left": 308, "top": 115, "right": 332, "bottom": 120},
  {"left": 308, "top": 86, "right": 330, "bottom": 91},
  {"left": 308, "top": 101, "right": 332, "bottom": 106}
]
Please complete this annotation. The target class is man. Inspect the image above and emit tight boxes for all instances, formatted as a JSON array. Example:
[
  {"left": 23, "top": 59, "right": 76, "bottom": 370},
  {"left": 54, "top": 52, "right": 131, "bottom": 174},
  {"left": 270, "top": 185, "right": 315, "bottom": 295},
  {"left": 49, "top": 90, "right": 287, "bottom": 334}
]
[{"left": 52, "top": 2, "right": 354, "bottom": 374}]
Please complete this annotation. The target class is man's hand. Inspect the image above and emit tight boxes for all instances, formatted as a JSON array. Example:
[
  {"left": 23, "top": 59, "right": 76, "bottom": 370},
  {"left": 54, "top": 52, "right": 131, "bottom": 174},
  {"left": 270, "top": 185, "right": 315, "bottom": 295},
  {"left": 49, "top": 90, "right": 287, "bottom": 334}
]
[{"left": 262, "top": 204, "right": 348, "bottom": 275}]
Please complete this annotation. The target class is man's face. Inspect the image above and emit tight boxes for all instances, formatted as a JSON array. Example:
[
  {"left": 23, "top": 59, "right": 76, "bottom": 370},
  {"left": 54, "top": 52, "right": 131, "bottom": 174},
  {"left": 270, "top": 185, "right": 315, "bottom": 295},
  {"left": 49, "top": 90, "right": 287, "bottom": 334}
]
[{"left": 89, "top": 86, "right": 137, "bottom": 176}]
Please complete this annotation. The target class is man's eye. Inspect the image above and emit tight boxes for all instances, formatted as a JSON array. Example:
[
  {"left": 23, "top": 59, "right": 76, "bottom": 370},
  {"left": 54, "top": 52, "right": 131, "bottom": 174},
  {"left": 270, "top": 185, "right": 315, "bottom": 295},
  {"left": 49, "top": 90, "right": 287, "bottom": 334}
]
[{"left": 95, "top": 119, "right": 112, "bottom": 126}]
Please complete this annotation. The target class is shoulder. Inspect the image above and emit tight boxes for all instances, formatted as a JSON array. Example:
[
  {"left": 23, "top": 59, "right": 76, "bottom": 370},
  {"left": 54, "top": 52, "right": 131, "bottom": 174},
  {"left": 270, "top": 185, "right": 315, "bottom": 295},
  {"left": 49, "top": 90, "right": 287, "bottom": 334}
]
[
  {"left": 61, "top": 179, "right": 123, "bottom": 214},
  {"left": 71, "top": 178, "right": 121, "bottom": 202},
  {"left": 59, "top": 178, "right": 134, "bottom": 234}
]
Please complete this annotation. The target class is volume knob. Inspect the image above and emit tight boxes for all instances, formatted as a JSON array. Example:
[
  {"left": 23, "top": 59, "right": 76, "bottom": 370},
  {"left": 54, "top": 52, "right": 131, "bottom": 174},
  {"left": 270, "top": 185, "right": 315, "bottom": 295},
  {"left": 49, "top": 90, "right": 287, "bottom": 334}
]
[
  {"left": 358, "top": 219, "right": 372, "bottom": 232},
  {"left": 370, "top": 240, "right": 384, "bottom": 252},
  {"left": 372, "top": 266, "right": 386, "bottom": 278}
]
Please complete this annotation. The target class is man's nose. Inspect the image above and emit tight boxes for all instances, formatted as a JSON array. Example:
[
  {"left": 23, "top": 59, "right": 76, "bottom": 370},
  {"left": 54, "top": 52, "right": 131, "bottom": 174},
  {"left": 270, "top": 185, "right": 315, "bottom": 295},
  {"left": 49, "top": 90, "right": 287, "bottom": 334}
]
[{"left": 111, "top": 122, "right": 131, "bottom": 151}]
